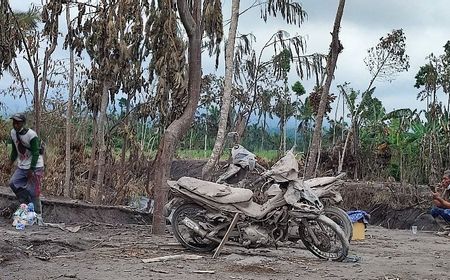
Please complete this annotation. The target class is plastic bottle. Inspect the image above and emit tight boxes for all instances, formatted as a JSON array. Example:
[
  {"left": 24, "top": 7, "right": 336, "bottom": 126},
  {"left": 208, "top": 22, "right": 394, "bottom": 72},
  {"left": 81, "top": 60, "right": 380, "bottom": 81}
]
[
  {"left": 27, "top": 211, "right": 36, "bottom": 225},
  {"left": 27, "top": 202, "right": 34, "bottom": 212},
  {"left": 15, "top": 222, "right": 25, "bottom": 230}
]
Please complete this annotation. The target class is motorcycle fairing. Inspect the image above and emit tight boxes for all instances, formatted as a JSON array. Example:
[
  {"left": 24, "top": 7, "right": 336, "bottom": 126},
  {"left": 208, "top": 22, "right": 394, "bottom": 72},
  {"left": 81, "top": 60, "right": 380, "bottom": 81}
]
[{"left": 284, "top": 180, "right": 323, "bottom": 211}]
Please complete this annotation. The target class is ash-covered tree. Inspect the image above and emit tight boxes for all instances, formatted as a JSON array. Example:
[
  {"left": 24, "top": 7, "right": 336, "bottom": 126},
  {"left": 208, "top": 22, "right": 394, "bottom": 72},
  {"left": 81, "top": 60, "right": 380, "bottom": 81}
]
[
  {"left": 305, "top": 0, "right": 346, "bottom": 179},
  {"left": 64, "top": 0, "right": 149, "bottom": 201},
  {"left": 148, "top": 0, "right": 223, "bottom": 235},
  {"left": 203, "top": 0, "right": 324, "bottom": 179}
]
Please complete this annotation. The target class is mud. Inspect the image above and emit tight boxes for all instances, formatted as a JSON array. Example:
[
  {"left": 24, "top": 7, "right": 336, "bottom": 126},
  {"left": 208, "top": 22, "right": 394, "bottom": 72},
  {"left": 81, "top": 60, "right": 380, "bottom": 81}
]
[{"left": 1, "top": 216, "right": 448, "bottom": 280}]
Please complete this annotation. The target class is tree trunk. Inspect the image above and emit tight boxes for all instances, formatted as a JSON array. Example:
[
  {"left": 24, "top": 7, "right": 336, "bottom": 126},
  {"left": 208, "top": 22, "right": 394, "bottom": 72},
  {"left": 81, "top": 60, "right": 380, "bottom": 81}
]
[
  {"left": 338, "top": 126, "right": 351, "bottom": 173},
  {"left": 305, "top": 0, "right": 346, "bottom": 179},
  {"left": 37, "top": 31, "right": 58, "bottom": 134},
  {"left": 33, "top": 72, "right": 40, "bottom": 132},
  {"left": 202, "top": 0, "right": 240, "bottom": 180},
  {"left": 260, "top": 115, "right": 266, "bottom": 151},
  {"left": 279, "top": 117, "right": 285, "bottom": 155},
  {"left": 64, "top": 6, "right": 75, "bottom": 197},
  {"left": 87, "top": 110, "right": 98, "bottom": 201},
  {"left": 116, "top": 94, "right": 131, "bottom": 203},
  {"left": 152, "top": 0, "right": 203, "bottom": 235},
  {"left": 234, "top": 111, "right": 248, "bottom": 144},
  {"left": 12, "top": 59, "right": 28, "bottom": 103},
  {"left": 95, "top": 80, "right": 111, "bottom": 202},
  {"left": 204, "top": 107, "right": 208, "bottom": 156}
]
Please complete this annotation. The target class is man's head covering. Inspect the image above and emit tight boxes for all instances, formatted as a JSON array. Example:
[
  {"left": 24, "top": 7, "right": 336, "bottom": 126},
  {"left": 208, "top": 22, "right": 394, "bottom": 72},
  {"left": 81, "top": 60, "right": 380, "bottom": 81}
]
[
  {"left": 10, "top": 113, "right": 26, "bottom": 122},
  {"left": 443, "top": 169, "right": 450, "bottom": 178}
]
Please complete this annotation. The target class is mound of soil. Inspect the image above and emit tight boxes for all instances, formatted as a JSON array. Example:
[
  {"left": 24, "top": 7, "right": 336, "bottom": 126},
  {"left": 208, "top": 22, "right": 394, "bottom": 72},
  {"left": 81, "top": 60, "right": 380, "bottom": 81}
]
[
  {"left": 170, "top": 160, "right": 206, "bottom": 180},
  {"left": 338, "top": 181, "right": 439, "bottom": 230}
]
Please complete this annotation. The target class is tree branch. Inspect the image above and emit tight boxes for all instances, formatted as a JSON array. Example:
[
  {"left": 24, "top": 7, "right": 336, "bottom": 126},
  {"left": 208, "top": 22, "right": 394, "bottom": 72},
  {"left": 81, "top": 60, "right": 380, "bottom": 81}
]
[{"left": 177, "top": 0, "right": 196, "bottom": 38}]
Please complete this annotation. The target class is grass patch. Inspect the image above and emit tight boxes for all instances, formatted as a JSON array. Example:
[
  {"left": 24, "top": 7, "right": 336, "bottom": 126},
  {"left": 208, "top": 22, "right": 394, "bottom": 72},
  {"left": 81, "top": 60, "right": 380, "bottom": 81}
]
[{"left": 174, "top": 149, "right": 280, "bottom": 162}]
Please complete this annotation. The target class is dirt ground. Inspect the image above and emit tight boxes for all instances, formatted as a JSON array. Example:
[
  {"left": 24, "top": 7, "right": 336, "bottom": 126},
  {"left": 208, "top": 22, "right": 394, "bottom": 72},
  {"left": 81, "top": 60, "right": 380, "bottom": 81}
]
[{"left": 1, "top": 187, "right": 449, "bottom": 280}]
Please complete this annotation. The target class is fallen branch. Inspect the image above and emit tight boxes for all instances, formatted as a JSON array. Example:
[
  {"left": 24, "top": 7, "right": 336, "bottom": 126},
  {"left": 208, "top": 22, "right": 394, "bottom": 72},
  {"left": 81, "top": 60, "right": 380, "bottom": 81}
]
[
  {"left": 148, "top": 268, "right": 169, "bottom": 274},
  {"left": 192, "top": 270, "right": 215, "bottom": 274},
  {"left": 141, "top": 254, "right": 203, "bottom": 263}
]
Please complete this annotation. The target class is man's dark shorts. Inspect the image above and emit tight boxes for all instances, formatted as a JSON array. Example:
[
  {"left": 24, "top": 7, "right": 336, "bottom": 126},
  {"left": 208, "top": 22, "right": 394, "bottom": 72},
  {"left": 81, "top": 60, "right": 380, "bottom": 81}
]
[{"left": 9, "top": 167, "right": 44, "bottom": 199}]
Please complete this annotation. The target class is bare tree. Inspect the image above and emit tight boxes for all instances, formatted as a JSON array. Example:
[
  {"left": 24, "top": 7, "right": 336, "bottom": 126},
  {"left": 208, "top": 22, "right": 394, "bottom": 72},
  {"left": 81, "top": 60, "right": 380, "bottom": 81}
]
[
  {"left": 150, "top": 0, "right": 223, "bottom": 235},
  {"left": 202, "top": 0, "right": 240, "bottom": 180},
  {"left": 64, "top": 4, "right": 74, "bottom": 197},
  {"left": 305, "top": 0, "right": 346, "bottom": 179}
]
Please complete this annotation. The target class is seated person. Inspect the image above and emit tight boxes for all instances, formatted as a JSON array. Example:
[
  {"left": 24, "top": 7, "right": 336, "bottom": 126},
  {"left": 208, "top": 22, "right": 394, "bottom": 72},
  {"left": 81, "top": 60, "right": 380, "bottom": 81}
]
[{"left": 431, "top": 170, "right": 450, "bottom": 234}]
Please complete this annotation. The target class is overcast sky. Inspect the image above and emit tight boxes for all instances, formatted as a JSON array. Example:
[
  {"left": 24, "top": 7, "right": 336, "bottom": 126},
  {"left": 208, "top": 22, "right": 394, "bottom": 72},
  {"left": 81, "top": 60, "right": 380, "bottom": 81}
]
[
  {"left": 2, "top": 0, "right": 450, "bottom": 120},
  {"left": 219, "top": 0, "right": 450, "bottom": 115}
]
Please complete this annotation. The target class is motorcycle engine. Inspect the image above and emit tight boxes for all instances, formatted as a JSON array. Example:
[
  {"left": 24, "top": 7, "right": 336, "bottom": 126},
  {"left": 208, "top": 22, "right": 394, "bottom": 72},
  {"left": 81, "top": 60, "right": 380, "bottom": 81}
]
[{"left": 241, "top": 225, "right": 270, "bottom": 246}]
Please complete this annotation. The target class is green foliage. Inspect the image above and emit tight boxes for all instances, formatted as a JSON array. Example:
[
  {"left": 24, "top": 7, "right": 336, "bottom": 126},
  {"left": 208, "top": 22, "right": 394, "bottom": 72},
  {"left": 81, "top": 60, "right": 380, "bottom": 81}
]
[{"left": 292, "top": 81, "right": 306, "bottom": 96}]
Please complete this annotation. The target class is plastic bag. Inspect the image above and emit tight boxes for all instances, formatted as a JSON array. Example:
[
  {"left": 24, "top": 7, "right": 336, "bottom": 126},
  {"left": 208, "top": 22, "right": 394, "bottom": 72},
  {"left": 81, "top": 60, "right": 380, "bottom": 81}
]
[
  {"left": 231, "top": 145, "right": 256, "bottom": 170},
  {"left": 12, "top": 203, "right": 36, "bottom": 229}
]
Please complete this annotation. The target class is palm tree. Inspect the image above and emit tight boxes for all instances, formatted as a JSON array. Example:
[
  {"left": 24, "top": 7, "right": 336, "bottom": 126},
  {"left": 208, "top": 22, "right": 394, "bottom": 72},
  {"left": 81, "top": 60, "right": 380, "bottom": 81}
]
[{"left": 0, "top": 5, "right": 40, "bottom": 97}]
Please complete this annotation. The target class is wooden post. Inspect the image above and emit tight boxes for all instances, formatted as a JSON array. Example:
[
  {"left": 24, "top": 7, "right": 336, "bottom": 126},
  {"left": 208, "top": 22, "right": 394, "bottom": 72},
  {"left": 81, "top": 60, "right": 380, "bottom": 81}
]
[{"left": 212, "top": 213, "right": 239, "bottom": 258}]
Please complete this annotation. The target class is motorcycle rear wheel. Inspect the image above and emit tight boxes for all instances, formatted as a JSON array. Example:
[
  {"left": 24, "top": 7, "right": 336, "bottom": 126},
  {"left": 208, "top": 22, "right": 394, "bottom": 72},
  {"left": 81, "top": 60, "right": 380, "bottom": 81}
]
[
  {"left": 324, "top": 206, "right": 353, "bottom": 242},
  {"left": 171, "top": 203, "right": 219, "bottom": 252},
  {"left": 299, "top": 214, "right": 349, "bottom": 261}
]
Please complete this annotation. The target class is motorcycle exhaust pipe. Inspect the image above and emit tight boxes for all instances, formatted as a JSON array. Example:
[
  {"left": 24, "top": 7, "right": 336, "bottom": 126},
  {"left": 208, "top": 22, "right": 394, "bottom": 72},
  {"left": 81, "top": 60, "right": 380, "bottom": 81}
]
[
  {"left": 181, "top": 217, "right": 223, "bottom": 243},
  {"left": 181, "top": 217, "right": 208, "bottom": 237}
]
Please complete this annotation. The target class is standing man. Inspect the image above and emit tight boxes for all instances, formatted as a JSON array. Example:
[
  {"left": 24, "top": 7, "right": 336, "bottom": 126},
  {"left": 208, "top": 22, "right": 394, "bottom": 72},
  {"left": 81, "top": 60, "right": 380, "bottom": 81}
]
[
  {"left": 431, "top": 170, "right": 450, "bottom": 235},
  {"left": 8, "top": 113, "right": 44, "bottom": 225}
]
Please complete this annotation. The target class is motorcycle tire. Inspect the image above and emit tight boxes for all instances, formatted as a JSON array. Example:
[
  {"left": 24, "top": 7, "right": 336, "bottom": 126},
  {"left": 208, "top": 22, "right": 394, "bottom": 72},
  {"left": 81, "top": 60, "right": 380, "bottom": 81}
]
[
  {"left": 299, "top": 214, "right": 349, "bottom": 262},
  {"left": 324, "top": 206, "right": 353, "bottom": 242},
  {"left": 171, "top": 203, "right": 219, "bottom": 252}
]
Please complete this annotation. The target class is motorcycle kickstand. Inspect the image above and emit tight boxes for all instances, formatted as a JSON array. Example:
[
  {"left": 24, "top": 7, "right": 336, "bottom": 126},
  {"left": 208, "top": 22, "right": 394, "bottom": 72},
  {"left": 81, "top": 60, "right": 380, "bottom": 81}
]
[{"left": 212, "top": 213, "right": 240, "bottom": 259}]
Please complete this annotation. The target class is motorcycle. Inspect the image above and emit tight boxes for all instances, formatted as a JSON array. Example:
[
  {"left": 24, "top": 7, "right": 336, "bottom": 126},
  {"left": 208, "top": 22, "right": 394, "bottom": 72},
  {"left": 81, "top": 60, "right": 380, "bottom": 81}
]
[
  {"left": 164, "top": 149, "right": 349, "bottom": 261},
  {"left": 216, "top": 145, "right": 353, "bottom": 242}
]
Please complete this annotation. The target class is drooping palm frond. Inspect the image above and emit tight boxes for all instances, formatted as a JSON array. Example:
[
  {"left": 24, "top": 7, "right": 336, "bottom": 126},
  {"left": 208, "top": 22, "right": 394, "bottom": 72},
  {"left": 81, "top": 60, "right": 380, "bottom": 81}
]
[{"left": 261, "top": 0, "right": 308, "bottom": 27}]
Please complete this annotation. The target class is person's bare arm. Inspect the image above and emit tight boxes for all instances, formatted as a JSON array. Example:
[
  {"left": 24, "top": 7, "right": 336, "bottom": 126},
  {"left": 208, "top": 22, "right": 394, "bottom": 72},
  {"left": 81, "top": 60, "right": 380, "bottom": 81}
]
[{"left": 433, "top": 193, "right": 450, "bottom": 209}]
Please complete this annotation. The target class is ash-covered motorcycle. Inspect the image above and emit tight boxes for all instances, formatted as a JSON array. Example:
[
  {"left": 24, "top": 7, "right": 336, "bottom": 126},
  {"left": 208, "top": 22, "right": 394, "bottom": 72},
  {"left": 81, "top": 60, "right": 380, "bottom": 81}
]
[
  {"left": 164, "top": 150, "right": 349, "bottom": 261},
  {"left": 216, "top": 145, "right": 353, "bottom": 241}
]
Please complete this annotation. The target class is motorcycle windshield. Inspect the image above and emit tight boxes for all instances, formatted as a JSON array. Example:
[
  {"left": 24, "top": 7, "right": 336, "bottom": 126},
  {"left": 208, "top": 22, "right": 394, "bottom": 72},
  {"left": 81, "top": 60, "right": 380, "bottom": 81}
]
[{"left": 264, "top": 150, "right": 299, "bottom": 182}]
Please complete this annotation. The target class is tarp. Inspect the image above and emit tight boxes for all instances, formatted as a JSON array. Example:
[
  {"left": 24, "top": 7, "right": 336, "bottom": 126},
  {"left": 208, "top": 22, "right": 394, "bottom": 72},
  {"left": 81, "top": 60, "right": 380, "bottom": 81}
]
[{"left": 347, "top": 210, "right": 370, "bottom": 224}]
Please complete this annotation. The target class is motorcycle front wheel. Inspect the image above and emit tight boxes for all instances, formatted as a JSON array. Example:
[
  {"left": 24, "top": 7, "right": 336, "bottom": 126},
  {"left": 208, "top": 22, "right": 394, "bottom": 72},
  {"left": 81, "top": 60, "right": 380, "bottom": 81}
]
[
  {"left": 298, "top": 214, "right": 349, "bottom": 261},
  {"left": 324, "top": 206, "right": 353, "bottom": 242},
  {"left": 171, "top": 203, "right": 219, "bottom": 252}
]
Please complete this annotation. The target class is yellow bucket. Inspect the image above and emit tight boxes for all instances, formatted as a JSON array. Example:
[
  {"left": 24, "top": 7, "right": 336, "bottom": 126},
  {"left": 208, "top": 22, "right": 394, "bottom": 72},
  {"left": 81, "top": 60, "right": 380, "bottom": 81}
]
[{"left": 351, "top": 222, "right": 365, "bottom": 241}]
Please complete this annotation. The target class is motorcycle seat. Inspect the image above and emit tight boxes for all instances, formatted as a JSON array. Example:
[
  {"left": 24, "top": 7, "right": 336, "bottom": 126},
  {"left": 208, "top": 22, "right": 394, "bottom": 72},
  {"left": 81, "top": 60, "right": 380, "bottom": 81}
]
[
  {"left": 303, "top": 176, "right": 338, "bottom": 188},
  {"left": 177, "top": 177, "right": 253, "bottom": 204}
]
